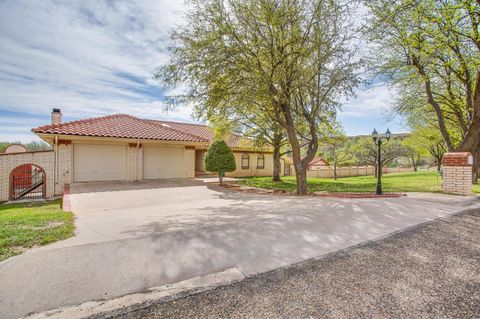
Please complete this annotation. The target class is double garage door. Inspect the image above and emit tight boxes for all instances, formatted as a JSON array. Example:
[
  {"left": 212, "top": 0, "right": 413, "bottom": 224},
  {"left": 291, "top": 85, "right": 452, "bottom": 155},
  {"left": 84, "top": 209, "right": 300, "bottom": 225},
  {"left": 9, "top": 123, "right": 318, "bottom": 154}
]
[{"left": 73, "top": 144, "right": 185, "bottom": 182}]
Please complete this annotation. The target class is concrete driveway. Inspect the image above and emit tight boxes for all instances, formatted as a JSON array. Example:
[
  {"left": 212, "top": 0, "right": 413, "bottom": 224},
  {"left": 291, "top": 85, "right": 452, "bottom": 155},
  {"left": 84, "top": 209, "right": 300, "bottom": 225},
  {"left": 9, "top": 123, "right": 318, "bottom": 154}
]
[{"left": 0, "top": 179, "right": 478, "bottom": 318}]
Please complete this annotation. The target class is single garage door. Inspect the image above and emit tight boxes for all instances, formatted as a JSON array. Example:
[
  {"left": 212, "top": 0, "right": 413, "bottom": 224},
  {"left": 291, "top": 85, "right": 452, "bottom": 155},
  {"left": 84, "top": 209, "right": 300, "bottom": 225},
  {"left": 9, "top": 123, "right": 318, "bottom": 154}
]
[
  {"left": 74, "top": 144, "right": 127, "bottom": 182},
  {"left": 143, "top": 146, "right": 185, "bottom": 179}
]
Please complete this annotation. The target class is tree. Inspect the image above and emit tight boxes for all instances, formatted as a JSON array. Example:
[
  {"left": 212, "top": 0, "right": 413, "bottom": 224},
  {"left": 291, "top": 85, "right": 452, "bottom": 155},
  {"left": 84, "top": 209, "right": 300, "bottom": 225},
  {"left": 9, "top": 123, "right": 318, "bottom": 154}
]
[
  {"left": 0, "top": 142, "right": 11, "bottom": 153},
  {"left": 209, "top": 114, "right": 287, "bottom": 182},
  {"left": 246, "top": 122, "right": 288, "bottom": 183},
  {"left": 205, "top": 140, "right": 236, "bottom": 185},
  {"left": 222, "top": 112, "right": 288, "bottom": 182},
  {"left": 404, "top": 128, "right": 446, "bottom": 172},
  {"left": 319, "top": 127, "right": 352, "bottom": 180},
  {"left": 365, "top": 0, "right": 480, "bottom": 182},
  {"left": 351, "top": 137, "right": 405, "bottom": 176},
  {"left": 24, "top": 141, "right": 52, "bottom": 151},
  {"left": 401, "top": 136, "right": 429, "bottom": 171},
  {"left": 157, "top": 0, "right": 359, "bottom": 194}
]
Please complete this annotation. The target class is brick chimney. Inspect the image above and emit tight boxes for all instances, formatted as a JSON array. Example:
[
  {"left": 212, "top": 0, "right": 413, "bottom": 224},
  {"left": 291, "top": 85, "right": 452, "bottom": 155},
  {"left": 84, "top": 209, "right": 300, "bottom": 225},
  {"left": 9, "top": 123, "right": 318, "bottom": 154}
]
[{"left": 51, "top": 108, "right": 62, "bottom": 125}]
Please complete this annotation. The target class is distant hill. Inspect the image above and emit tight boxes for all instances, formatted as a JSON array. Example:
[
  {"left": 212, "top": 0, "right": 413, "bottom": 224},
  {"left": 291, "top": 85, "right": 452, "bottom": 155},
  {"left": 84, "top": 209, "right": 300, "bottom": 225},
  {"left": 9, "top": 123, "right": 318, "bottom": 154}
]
[{"left": 347, "top": 132, "right": 411, "bottom": 140}]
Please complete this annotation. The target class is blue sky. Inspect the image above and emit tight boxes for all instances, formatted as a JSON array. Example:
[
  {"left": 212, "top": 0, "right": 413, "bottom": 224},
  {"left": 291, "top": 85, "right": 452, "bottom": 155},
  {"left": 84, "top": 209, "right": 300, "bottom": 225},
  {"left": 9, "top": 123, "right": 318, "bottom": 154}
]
[{"left": 0, "top": 0, "right": 407, "bottom": 143}]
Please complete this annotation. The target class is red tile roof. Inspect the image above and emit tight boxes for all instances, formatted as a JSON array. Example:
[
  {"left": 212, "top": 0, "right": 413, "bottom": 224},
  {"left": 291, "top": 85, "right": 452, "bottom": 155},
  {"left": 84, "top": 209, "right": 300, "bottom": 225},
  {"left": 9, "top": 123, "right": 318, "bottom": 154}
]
[
  {"left": 31, "top": 114, "right": 251, "bottom": 148},
  {"left": 149, "top": 120, "right": 249, "bottom": 149},
  {"left": 32, "top": 114, "right": 209, "bottom": 142}
]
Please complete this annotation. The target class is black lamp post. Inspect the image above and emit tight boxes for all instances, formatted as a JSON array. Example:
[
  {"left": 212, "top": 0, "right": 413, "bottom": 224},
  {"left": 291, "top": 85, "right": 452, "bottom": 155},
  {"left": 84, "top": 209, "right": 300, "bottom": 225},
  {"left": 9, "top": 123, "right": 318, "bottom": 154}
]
[{"left": 371, "top": 128, "right": 391, "bottom": 195}]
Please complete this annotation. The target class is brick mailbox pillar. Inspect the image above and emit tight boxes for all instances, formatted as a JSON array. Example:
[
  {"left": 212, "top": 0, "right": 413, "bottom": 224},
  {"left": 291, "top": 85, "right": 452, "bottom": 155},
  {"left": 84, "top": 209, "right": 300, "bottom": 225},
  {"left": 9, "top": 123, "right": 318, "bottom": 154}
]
[{"left": 442, "top": 152, "right": 473, "bottom": 196}]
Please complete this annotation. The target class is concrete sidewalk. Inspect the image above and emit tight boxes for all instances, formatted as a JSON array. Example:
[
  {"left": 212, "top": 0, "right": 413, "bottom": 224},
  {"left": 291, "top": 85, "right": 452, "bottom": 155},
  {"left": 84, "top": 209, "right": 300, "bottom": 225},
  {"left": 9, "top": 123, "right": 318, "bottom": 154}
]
[{"left": 0, "top": 187, "right": 478, "bottom": 318}]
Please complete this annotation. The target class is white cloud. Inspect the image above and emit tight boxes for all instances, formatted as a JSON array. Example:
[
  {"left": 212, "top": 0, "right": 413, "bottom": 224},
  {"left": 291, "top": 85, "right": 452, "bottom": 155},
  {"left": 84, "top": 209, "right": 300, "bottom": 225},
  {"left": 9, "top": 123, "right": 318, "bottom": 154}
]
[
  {"left": 0, "top": 0, "right": 405, "bottom": 140},
  {"left": 0, "top": 0, "right": 191, "bottom": 121},
  {"left": 340, "top": 84, "right": 397, "bottom": 118}
]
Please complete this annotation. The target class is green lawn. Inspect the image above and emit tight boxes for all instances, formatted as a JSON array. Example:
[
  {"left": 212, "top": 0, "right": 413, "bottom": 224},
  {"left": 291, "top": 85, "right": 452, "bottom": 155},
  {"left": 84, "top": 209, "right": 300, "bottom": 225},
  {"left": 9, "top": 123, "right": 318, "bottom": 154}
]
[
  {"left": 240, "top": 171, "right": 480, "bottom": 194},
  {"left": 0, "top": 200, "right": 74, "bottom": 261}
]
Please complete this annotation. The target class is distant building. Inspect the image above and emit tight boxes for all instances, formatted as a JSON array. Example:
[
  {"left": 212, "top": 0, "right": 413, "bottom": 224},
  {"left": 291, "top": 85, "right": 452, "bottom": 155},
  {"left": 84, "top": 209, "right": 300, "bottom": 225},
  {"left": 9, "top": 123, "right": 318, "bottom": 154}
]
[{"left": 286, "top": 157, "right": 329, "bottom": 171}]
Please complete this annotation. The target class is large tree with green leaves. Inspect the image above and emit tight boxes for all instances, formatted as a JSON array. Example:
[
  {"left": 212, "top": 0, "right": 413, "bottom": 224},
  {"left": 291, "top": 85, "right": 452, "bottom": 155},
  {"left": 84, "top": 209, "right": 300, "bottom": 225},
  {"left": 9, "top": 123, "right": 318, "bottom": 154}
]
[
  {"left": 365, "top": 0, "right": 480, "bottom": 182},
  {"left": 157, "top": 0, "right": 359, "bottom": 194}
]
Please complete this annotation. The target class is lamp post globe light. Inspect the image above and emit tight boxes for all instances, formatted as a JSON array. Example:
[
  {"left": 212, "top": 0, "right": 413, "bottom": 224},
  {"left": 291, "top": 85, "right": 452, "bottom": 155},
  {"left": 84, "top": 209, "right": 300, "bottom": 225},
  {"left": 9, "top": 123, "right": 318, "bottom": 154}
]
[{"left": 372, "top": 129, "right": 391, "bottom": 195}]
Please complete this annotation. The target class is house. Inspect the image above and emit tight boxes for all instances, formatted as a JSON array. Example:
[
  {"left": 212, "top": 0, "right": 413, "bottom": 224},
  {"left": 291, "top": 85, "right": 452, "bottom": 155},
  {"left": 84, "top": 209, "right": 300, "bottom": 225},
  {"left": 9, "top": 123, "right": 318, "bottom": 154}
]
[
  {"left": 285, "top": 156, "right": 329, "bottom": 174},
  {"left": 307, "top": 157, "right": 330, "bottom": 170},
  {"left": 0, "top": 109, "right": 280, "bottom": 201}
]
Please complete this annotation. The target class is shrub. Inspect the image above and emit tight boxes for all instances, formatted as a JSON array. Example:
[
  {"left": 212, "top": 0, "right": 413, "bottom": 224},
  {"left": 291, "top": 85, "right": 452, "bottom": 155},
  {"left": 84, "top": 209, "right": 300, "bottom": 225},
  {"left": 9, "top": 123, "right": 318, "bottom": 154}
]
[{"left": 205, "top": 140, "right": 236, "bottom": 185}]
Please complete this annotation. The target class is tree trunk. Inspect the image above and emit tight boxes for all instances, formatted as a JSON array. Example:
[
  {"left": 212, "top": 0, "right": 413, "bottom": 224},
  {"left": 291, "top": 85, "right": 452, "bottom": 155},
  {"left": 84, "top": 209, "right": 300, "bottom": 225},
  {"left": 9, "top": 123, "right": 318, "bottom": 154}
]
[
  {"left": 272, "top": 145, "right": 282, "bottom": 182},
  {"left": 436, "top": 159, "right": 441, "bottom": 172},
  {"left": 295, "top": 166, "right": 308, "bottom": 194},
  {"left": 333, "top": 163, "right": 337, "bottom": 180},
  {"left": 219, "top": 172, "right": 223, "bottom": 186},
  {"left": 457, "top": 71, "right": 480, "bottom": 183},
  {"left": 278, "top": 101, "right": 315, "bottom": 195},
  {"left": 413, "top": 58, "right": 454, "bottom": 151},
  {"left": 288, "top": 133, "right": 308, "bottom": 194}
]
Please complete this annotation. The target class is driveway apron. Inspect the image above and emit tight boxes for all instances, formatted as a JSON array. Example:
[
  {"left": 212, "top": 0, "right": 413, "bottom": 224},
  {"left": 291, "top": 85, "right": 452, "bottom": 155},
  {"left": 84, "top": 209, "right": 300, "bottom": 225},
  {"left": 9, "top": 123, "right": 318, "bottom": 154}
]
[{"left": 0, "top": 180, "right": 477, "bottom": 319}]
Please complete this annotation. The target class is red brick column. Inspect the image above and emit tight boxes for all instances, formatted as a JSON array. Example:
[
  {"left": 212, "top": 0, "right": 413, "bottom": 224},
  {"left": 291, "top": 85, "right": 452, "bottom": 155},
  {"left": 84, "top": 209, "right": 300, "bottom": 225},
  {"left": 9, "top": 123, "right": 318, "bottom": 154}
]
[{"left": 442, "top": 152, "right": 473, "bottom": 195}]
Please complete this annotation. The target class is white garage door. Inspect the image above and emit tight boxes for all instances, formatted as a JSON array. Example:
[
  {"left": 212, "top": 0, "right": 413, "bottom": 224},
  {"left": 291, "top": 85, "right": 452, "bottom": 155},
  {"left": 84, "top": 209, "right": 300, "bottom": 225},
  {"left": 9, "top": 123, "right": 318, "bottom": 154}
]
[
  {"left": 74, "top": 144, "right": 127, "bottom": 182},
  {"left": 143, "top": 146, "right": 185, "bottom": 179}
]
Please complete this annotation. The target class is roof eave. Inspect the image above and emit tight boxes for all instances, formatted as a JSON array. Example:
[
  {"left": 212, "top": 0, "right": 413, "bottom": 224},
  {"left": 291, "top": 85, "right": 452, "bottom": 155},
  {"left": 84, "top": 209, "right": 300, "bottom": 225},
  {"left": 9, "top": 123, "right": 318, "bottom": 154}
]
[{"left": 34, "top": 132, "right": 210, "bottom": 145}]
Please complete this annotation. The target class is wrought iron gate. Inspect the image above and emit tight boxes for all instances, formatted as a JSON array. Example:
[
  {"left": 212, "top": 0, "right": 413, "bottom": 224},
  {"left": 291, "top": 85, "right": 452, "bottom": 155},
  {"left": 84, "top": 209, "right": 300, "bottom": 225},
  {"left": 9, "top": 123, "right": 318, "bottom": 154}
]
[{"left": 10, "top": 165, "right": 45, "bottom": 200}]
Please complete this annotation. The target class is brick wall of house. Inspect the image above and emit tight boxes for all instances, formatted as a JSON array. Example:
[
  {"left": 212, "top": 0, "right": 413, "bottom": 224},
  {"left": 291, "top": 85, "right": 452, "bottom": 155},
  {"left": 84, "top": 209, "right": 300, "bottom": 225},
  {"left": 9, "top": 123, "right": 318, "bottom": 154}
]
[
  {"left": 442, "top": 152, "right": 473, "bottom": 196},
  {"left": 0, "top": 151, "right": 55, "bottom": 201},
  {"left": 55, "top": 142, "right": 73, "bottom": 195},
  {"left": 127, "top": 144, "right": 137, "bottom": 181},
  {"left": 225, "top": 152, "right": 278, "bottom": 177},
  {"left": 185, "top": 147, "right": 195, "bottom": 178}
]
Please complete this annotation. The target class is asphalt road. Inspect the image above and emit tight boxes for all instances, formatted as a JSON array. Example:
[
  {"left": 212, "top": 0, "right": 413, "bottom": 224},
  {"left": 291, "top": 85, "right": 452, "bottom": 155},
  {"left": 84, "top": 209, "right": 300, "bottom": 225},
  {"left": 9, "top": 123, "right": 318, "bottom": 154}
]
[{"left": 114, "top": 208, "right": 480, "bottom": 319}]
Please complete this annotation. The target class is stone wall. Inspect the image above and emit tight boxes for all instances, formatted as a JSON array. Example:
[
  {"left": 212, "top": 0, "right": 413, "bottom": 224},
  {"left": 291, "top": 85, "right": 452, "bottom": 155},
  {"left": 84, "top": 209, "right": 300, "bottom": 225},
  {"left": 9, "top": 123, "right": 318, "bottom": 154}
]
[
  {"left": 442, "top": 152, "right": 473, "bottom": 196},
  {"left": 0, "top": 151, "right": 55, "bottom": 201}
]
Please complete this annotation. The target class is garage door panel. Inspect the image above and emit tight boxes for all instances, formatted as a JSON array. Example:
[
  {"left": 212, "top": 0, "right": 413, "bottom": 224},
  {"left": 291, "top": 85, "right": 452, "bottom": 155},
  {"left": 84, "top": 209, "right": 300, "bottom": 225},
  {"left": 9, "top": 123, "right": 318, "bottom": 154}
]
[
  {"left": 143, "top": 146, "right": 184, "bottom": 179},
  {"left": 74, "top": 144, "right": 127, "bottom": 182}
]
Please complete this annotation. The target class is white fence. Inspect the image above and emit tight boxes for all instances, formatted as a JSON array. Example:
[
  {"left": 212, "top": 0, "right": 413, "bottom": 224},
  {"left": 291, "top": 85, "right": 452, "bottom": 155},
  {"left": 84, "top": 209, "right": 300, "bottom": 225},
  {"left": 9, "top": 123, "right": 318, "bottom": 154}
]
[
  {"left": 306, "top": 166, "right": 374, "bottom": 178},
  {"left": 304, "top": 166, "right": 414, "bottom": 179},
  {"left": 383, "top": 167, "right": 415, "bottom": 174}
]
